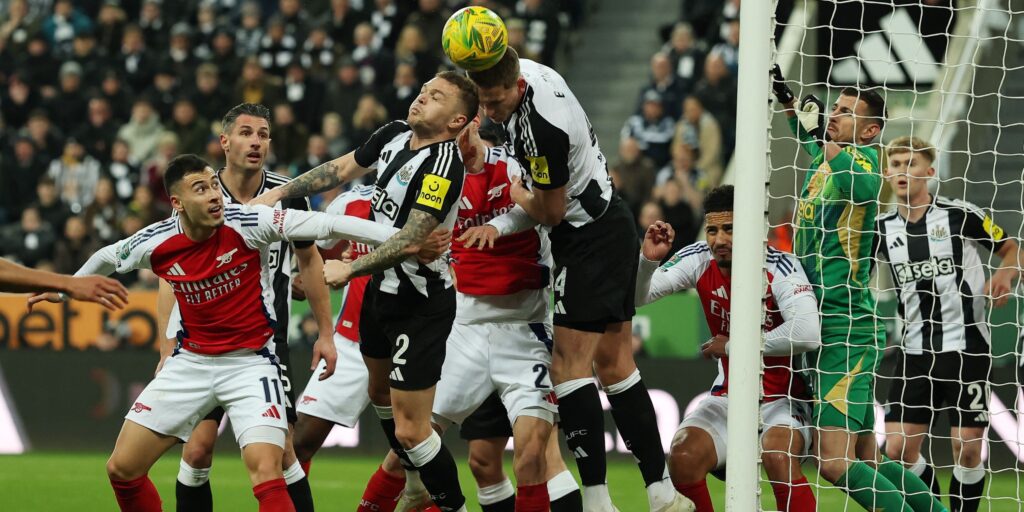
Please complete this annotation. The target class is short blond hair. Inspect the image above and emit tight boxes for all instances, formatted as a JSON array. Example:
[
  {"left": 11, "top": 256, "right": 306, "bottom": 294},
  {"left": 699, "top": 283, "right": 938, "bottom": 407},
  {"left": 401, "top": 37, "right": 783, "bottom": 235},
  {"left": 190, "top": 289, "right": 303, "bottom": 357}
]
[{"left": 887, "top": 136, "right": 936, "bottom": 165}]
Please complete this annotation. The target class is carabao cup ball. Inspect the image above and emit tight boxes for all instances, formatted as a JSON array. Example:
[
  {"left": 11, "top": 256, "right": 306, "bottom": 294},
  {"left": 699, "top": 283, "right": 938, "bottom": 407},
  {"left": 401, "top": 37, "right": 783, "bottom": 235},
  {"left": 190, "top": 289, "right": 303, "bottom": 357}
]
[{"left": 442, "top": 6, "right": 508, "bottom": 72}]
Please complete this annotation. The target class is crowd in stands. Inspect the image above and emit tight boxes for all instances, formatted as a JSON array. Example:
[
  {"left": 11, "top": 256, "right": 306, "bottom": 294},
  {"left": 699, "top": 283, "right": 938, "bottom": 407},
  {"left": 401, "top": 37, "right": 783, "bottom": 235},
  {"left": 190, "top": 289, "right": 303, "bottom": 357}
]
[
  {"left": 615, "top": 0, "right": 750, "bottom": 257},
  {"left": 0, "top": 0, "right": 583, "bottom": 288}
]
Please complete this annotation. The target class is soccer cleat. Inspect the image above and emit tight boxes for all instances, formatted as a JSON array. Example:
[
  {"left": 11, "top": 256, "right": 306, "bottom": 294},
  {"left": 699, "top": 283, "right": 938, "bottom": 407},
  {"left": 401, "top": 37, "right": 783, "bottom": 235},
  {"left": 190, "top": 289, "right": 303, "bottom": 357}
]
[
  {"left": 652, "top": 493, "right": 696, "bottom": 512},
  {"left": 394, "top": 488, "right": 436, "bottom": 512}
]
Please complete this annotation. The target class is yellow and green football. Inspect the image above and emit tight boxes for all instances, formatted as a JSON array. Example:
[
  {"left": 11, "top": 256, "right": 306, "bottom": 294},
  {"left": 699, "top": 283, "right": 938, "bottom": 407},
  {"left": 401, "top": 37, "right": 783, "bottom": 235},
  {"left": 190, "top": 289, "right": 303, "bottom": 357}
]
[{"left": 441, "top": 6, "right": 508, "bottom": 72}]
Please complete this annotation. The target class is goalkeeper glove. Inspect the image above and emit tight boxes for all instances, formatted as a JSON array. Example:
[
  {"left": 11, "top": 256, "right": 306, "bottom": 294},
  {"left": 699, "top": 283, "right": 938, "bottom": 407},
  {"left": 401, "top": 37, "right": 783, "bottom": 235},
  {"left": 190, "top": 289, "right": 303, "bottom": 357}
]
[
  {"left": 770, "top": 64, "right": 796, "bottom": 105},
  {"left": 797, "top": 94, "right": 828, "bottom": 146}
]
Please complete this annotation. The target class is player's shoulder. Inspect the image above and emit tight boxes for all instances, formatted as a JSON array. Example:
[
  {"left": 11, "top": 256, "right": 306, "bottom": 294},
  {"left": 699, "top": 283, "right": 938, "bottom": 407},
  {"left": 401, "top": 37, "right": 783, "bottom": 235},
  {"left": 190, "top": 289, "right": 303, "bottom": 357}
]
[
  {"left": 934, "top": 195, "right": 985, "bottom": 216},
  {"left": 876, "top": 207, "right": 900, "bottom": 223},
  {"left": 119, "top": 216, "right": 179, "bottom": 255},
  {"left": 426, "top": 139, "right": 463, "bottom": 178},
  {"left": 376, "top": 120, "right": 412, "bottom": 141},
  {"left": 765, "top": 246, "right": 801, "bottom": 278},
  {"left": 843, "top": 144, "right": 879, "bottom": 172},
  {"left": 661, "top": 241, "right": 712, "bottom": 271}
]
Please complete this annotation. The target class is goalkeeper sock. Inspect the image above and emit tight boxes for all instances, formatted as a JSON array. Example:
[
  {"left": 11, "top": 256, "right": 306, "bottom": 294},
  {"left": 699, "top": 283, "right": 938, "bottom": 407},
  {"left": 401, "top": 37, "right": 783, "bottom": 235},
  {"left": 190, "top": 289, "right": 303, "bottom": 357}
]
[
  {"left": 838, "top": 461, "right": 912, "bottom": 512},
  {"left": 878, "top": 456, "right": 948, "bottom": 512},
  {"left": 909, "top": 455, "right": 942, "bottom": 501},
  {"left": 674, "top": 480, "right": 714, "bottom": 512},
  {"left": 950, "top": 463, "right": 985, "bottom": 512},
  {"left": 770, "top": 476, "right": 816, "bottom": 512}
]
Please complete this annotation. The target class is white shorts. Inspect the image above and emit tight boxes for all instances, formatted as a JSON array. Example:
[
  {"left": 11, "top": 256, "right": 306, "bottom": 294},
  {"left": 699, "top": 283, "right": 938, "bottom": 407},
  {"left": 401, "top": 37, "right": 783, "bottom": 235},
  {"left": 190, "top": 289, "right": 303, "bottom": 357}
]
[
  {"left": 433, "top": 321, "right": 558, "bottom": 428},
  {"left": 126, "top": 346, "right": 288, "bottom": 447},
  {"left": 679, "top": 395, "right": 811, "bottom": 469},
  {"left": 295, "top": 333, "right": 370, "bottom": 427}
]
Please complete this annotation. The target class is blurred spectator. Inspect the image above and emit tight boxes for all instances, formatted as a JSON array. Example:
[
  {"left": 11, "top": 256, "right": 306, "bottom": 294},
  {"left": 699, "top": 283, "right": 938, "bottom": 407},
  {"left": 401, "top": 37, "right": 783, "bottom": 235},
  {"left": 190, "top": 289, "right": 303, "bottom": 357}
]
[
  {"left": 284, "top": 62, "right": 326, "bottom": 130},
  {"left": 676, "top": 0, "right": 722, "bottom": 43},
  {"left": 53, "top": 215, "right": 101, "bottom": 274},
  {"left": 117, "top": 97, "right": 163, "bottom": 164},
  {"left": 192, "top": 2, "right": 218, "bottom": 60},
  {"left": 2, "top": 73, "right": 39, "bottom": 128},
  {"left": 149, "top": 65, "right": 181, "bottom": 120},
  {"left": 662, "top": 23, "right": 703, "bottom": 94},
  {"left": 325, "top": 58, "right": 365, "bottom": 134},
  {"left": 506, "top": 17, "right": 528, "bottom": 59},
  {"left": 321, "top": 0, "right": 365, "bottom": 50},
  {"left": 204, "top": 134, "right": 227, "bottom": 170},
  {"left": 0, "top": 136, "right": 47, "bottom": 221},
  {"left": 24, "top": 109, "right": 64, "bottom": 161},
  {"left": 692, "top": 51, "right": 736, "bottom": 149},
  {"left": 32, "top": 177, "right": 71, "bottom": 234},
  {"left": 516, "top": 0, "right": 560, "bottom": 66},
  {"left": 209, "top": 28, "right": 242, "bottom": 83},
  {"left": 117, "top": 24, "right": 156, "bottom": 93},
  {"left": 299, "top": 134, "right": 330, "bottom": 171},
  {"left": 120, "top": 214, "right": 146, "bottom": 238},
  {"left": 655, "top": 178, "right": 698, "bottom": 252},
  {"left": 21, "top": 35, "right": 60, "bottom": 96},
  {"left": 99, "top": 70, "right": 133, "bottom": 123},
  {"left": 637, "top": 201, "right": 664, "bottom": 237},
  {"left": 94, "top": 0, "right": 126, "bottom": 56},
  {"left": 0, "top": 0, "right": 39, "bottom": 57},
  {"left": 74, "top": 97, "right": 119, "bottom": 163},
  {"left": 47, "top": 137, "right": 101, "bottom": 213},
  {"left": 169, "top": 98, "right": 210, "bottom": 156},
  {"left": 711, "top": 19, "right": 739, "bottom": 75},
  {"left": 84, "top": 176, "right": 124, "bottom": 244},
  {"left": 621, "top": 90, "right": 675, "bottom": 168},
  {"left": 278, "top": 0, "right": 310, "bottom": 41},
  {"left": 394, "top": 24, "right": 441, "bottom": 84},
  {"left": 259, "top": 15, "right": 299, "bottom": 77},
  {"left": 2, "top": 206, "right": 56, "bottom": 267},
  {"left": 70, "top": 31, "right": 107, "bottom": 89},
  {"left": 370, "top": 0, "right": 405, "bottom": 50},
  {"left": 657, "top": 144, "right": 708, "bottom": 211},
  {"left": 351, "top": 21, "right": 394, "bottom": 87},
  {"left": 165, "top": 22, "right": 198, "bottom": 78},
  {"left": 299, "top": 25, "right": 338, "bottom": 80},
  {"left": 141, "top": 131, "right": 179, "bottom": 203},
  {"left": 40, "top": 0, "right": 93, "bottom": 57},
  {"left": 320, "top": 112, "right": 350, "bottom": 155},
  {"left": 639, "top": 52, "right": 684, "bottom": 118},
  {"left": 350, "top": 93, "right": 388, "bottom": 146},
  {"left": 138, "top": 0, "right": 167, "bottom": 49},
  {"left": 406, "top": 0, "right": 448, "bottom": 60},
  {"left": 47, "top": 61, "right": 89, "bottom": 134},
  {"left": 676, "top": 95, "right": 723, "bottom": 186},
  {"left": 189, "top": 63, "right": 232, "bottom": 124},
  {"left": 271, "top": 102, "right": 309, "bottom": 167},
  {"left": 108, "top": 138, "right": 140, "bottom": 202},
  {"left": 382, "top": 61, "right": 419, "bottom": 119},
  {"left": 610, "top": 137, "right": 657, "bottom": 218},
  {"left": 235, "top": 1, "right": 265, "bottom": 56},
  {"left": 236, "top": 56, "right": 283, "bottom": 107},
  {"left": 127, "top": 185, "right": 170, "bottom": 225}
]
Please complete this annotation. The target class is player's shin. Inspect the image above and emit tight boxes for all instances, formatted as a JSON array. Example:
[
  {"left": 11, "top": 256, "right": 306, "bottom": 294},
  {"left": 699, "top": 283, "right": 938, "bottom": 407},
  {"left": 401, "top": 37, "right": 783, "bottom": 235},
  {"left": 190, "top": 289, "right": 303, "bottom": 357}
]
[
  {"left": 110, "top": 474, "right": 163, "bottom": 512},
  {"left": 950, "top": 463, "right": 985, "bottom": 512},
  {"left": 283, "top": 460, "right": 314, "bottom": 512},
  {"left": 547, "top": 470, "right": 583, "bottom": 512},
  {"left": 477, "top": 479, "right": 515, "bottom": 512},
  {"left": 176, "top": 460, "right": 213, "bottom": 512},
  {"left": 877, "top": 456, "right": 948, "bottom": 512},
  {"left": 837, "top": 461, "right": 913, "bottom": 512},
  {"left": 553, "top": 378, "right": 607, "bottom": 486},
  {"left": 254, "top": 478, "right": 296, "bottom": 512},
  {"left": 359, "top": 465, "right": 405, "bottom": 512},
  {"left": 405, "top": 431, "right": 467, "bottom": 511}
]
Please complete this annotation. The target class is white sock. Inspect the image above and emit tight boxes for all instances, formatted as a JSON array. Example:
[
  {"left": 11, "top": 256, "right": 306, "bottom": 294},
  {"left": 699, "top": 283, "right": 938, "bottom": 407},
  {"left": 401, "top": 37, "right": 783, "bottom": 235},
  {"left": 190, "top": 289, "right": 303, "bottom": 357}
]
[
  {"left": 646, "top": 477, "right": 676, "bottom": 510},
  {"left": 582, "top": 483, "right": 614, "bottom": 510},
  {"left": 373, "top": 404, "right": 393, "bottom": 420},
  {"left": 554, "top": 378, "right": 595, "bottom": 399},
  {"left": 603, "top": 369, "right": 641, "bottom": 395},
  {"left": 909, "top": 455, "right": 927, "bottom": 477},
  {"left": 177, "top": 459, "right": 211, "bottom": 487},
  {"left": 953, "top": 463, "right": 986, "bottom": 485},
  {"left": 404, "top": 469, "right": 426, "bottom": 493},
  {"left": 477, "top": 478, "right": 515, "bottom": 505},
  {"left": 405, "top": 431, "right": 442, "bottom": 468},
  {"left": 547, "top": 469, "right": 580, "bottom": 501},
  {"left": 282, "top": 460, "right": 305, "bottom": 485}
]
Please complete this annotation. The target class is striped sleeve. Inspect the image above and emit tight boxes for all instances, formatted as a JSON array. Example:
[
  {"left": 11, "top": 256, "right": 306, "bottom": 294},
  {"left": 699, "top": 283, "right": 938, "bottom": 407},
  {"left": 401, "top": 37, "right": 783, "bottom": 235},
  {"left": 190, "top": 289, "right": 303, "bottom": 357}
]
[
  {"left": 410, "top": 141, "right": 465, "bottom": 222},
  {"left": 106, "top": 217, "right": 178, "bottom": 273}
]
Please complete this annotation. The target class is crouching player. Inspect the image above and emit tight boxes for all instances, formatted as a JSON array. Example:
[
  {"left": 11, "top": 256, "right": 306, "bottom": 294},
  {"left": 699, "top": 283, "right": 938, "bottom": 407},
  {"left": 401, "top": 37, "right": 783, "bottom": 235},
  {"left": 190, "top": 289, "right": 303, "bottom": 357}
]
[
  {"left": 29, "top": 155, "right": 409, "bottom": 512},
  {"left": 634, "top": 185, "right": 820, "bottom": 512}
]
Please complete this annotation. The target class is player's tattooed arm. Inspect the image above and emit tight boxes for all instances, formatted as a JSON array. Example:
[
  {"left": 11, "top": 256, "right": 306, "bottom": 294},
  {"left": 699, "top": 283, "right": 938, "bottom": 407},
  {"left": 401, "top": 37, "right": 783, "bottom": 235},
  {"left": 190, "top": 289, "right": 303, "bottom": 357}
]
[
  {"left": 251, "top": 153, "right": 371, "bottom": 205},
  {"left": 350, "top": 210, "right": 439, "bottom": 277}
]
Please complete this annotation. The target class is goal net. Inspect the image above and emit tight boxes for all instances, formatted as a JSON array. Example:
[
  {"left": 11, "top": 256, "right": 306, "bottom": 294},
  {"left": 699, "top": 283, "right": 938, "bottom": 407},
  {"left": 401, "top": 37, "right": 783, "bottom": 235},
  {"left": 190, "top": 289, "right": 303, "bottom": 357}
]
[{"left": 729, "top": 0, "right": 1023, "bottom": 510}]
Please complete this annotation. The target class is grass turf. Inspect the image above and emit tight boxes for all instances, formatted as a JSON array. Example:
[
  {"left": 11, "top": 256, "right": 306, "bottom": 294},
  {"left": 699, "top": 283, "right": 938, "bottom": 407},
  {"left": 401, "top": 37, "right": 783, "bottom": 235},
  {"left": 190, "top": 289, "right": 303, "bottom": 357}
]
[{"left": 0, "top": 452, "right": 1020, "bottom": 510}]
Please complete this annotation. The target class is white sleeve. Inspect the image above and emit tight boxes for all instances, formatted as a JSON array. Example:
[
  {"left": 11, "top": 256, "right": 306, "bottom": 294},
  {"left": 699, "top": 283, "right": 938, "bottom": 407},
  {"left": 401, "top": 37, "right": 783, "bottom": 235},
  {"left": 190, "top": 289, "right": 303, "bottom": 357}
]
[
  {"left": 240, "top": 204, "right": 398, "bottom": 248},
  {"left": 634, "top": 248, "right": 700, "bottom": 306},
  {"left": 762, "top": 262, "right": 821, "bottom": 356},
  {"left": 73, "top": 243, "right": 121, "bottom": 277},
  {"left": 487, "top": 205, "right": 538, "bottom": 236}
]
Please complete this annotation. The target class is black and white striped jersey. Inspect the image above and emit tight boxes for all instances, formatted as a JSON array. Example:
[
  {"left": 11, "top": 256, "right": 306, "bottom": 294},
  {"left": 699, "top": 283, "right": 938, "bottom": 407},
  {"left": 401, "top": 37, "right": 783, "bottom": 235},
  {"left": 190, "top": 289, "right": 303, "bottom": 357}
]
[
  {"left": 503, "top": 59, "right": 612, "bottom": 228},
  {"left": 353, "top": 120, "right": 465, "bottom": 298},
  {"left": 875, "top": 196, "right": 1008, "bottom": 354}
]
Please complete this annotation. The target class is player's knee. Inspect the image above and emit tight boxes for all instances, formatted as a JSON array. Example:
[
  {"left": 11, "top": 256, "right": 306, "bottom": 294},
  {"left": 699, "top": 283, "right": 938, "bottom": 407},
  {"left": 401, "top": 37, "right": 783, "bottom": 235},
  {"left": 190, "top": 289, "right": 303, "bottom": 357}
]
[
  {"left": 291, "top": 435, "right": 317, "bottom": 464},
  {"left": 761, "top": 451, "right": 793, "bottom": 482},
  {"left": 883, "top": 436, "right": 909, "bottom": 463},
  {"left": 512, "top": 446, "right": 545, "bottom": 483},
  {"left": 181, "top": 442, "right": 214, "bottom": 469},
  {"left": 669, "top": 443, "right": 711, "bottom": 483},
  {"left": 106, "top": 456, "right": 142, "bottom": 482},
  {"left": 468, "top": 449, "right": 499, "bottom": 481},
  {"left": 394, "top": 423, "right": 429, "bottom": 449},
  {"left": 817, "top": 457, "right": 849, "bottom": 484}
]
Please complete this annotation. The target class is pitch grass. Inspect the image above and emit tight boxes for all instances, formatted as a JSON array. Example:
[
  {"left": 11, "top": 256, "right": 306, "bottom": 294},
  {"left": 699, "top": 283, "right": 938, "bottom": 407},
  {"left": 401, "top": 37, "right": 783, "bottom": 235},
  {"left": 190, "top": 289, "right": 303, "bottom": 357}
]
[{"left": 0, "top": 452, "right": 1020, "bottom": 511}]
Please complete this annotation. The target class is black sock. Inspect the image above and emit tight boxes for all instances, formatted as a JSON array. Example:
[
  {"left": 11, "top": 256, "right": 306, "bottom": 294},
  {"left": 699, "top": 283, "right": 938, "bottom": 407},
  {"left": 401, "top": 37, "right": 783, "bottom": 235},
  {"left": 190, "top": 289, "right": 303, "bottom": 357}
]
[
  {"left": 481, "top": 495, "right": 515, "bottom": 512},
  {"left": 287, "top": 477, "right": 315, "bottom": 512},
  {"left": 558, "top": 384, "right": 607, "bottom": 486},
  {"left": 379, "top": 417, "right": 415, "bottom": 470},
  {"left": 175, "top": 480, "right": 212, "bottom": 512},
  {"left": 550, "top": 489, "right": 584, "bottom": 512},
  {"left": 606, "top": 378, "right": 667, "bottom": 486},
  {"left": 415, "top": 443, "right": 466, "bottom": 511},
  {"left": 920, "top": 463, "right": 941, "bottom": 501},
  {"left": 950, "top": 474, "right": 984, "bottom": 512}
]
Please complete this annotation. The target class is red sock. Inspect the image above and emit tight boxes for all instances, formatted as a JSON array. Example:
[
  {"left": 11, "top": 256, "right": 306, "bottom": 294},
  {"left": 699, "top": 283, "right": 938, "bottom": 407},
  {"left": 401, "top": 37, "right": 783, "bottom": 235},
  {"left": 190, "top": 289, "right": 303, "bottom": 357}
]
[
  {"left": 771, "top": 477, "right": 816, "bottom": 512},
  {"left": 358, "top": 466, "right": 405, "bottom": 512},
  {"left": 110, "top": 474, "right": 162, "bottom": 512},
  {"left": 254, "top": 478, "right": 295, "bottom": 512},
  {"left": 300, "top": 460, "right": 311, "bottom": 478},
  {"left": 515, "top": 483, "right": 549, "bottom": 512},
  {"left": 675, "top": 480, "right": 714, "bottom": 512}
]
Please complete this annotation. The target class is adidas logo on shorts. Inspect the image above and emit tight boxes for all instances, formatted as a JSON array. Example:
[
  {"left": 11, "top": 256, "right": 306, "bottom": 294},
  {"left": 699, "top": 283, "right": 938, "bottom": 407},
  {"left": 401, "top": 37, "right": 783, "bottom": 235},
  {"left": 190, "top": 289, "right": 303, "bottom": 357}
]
[{"left": 261, "top": 405, "right": 281, "bottom": 419}]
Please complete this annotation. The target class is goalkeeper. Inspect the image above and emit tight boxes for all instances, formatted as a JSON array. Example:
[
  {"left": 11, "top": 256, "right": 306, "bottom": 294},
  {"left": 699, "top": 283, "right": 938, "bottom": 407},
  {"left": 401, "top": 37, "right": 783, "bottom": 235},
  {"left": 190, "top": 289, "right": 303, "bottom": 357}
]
[{"left": 771, "top": 66, "right": 946, "bottom": 512}]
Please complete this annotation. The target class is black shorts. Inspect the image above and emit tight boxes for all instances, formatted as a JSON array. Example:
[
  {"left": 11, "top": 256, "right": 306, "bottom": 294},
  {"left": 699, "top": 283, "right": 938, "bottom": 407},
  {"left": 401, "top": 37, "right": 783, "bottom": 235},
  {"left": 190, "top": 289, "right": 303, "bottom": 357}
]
[
  {"left": 460, "top": 392, "right": 514, "bottom": 441},
  {"left": 885, "top": 349, "right": 992, "bottom": 428},
  {"left": 204, "top": 337, "right": 298, "bottom": 424},
  {"left": 548, "top": 194, "right": 639, "bottom": 332},
  {"left": 359, "top": 280, "right": 455, "bottom": 391}
]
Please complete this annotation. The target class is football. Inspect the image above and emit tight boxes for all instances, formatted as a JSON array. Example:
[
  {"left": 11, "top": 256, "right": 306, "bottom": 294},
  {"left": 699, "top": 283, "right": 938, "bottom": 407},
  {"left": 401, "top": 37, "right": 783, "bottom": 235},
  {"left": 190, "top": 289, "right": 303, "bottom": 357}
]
[{"left": 441, "top": 6, "right": 508, "bottom": 72}]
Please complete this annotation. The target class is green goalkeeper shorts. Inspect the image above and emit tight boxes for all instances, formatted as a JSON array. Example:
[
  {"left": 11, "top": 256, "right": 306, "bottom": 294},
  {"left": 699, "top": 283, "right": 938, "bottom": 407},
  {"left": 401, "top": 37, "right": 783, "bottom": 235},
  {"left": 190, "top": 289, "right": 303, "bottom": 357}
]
[{"left": 812, "top": 334, "right": 881, "bottom": 432}]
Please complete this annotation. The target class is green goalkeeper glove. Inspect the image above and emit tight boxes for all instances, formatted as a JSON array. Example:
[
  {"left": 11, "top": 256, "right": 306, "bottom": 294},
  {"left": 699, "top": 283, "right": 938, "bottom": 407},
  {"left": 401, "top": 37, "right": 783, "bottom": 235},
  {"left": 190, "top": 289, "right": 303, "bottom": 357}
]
[
  {"left": 770, "top": 64, "right": 796, "bottom": 105},
  {"left": 797, "top": 94, "right": 827, "bottom": 146}
]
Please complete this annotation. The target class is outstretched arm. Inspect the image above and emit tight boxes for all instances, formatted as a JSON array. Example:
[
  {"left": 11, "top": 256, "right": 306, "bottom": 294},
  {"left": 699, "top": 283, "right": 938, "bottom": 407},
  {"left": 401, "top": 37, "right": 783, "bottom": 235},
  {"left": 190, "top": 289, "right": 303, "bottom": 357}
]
[
  {"left": 2, "top": 257, "right": 128, "bottom": 311},
  {"left": 251, "top": 153, "right": 371, "bottom": 205},
  {"left": 322, "top": 210, "right": 438, "bottom": 287}
]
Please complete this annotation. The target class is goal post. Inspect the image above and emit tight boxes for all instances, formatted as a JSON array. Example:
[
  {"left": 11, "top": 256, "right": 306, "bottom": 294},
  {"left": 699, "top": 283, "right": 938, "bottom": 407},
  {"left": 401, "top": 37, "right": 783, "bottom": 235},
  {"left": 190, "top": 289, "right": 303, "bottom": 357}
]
[{"left": 724, "top": 0, "right": 774, "bottom": 510}]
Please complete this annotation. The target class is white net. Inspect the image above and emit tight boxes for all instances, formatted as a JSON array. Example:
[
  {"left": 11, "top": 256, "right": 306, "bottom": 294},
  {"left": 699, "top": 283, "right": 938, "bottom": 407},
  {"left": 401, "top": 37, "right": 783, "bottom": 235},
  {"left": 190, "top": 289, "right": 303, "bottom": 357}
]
[{"left": 757, "top": 0, "right": 1024, "bottom": 510}]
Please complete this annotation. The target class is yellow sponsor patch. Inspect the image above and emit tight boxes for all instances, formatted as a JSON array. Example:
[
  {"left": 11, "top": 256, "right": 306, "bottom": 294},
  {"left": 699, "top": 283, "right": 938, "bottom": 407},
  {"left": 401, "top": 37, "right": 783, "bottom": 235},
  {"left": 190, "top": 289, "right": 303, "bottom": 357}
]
[
  {"left": 526, "top": 155, "right": 551, "bottom": 185},
  {"left": 416, "top": 174, "right": 451, "bottom": 210},
  {"left": 845, "top": 147, "right": 873, "bottom": 172},
  {"left": 983, "top": 215, "right": 1005, "bottom": 241}
]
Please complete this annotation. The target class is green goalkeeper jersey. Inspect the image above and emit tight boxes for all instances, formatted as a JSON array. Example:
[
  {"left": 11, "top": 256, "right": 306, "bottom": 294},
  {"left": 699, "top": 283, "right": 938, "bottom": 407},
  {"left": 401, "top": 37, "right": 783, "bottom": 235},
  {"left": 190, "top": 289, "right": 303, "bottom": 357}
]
[{"left": 789, "top": 116, "right": 883, "bottom": 341}]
